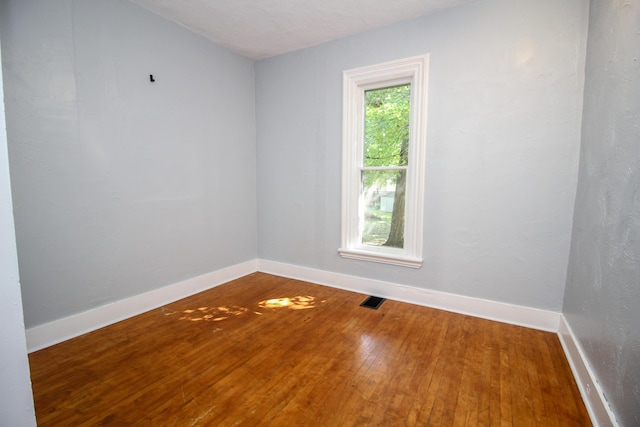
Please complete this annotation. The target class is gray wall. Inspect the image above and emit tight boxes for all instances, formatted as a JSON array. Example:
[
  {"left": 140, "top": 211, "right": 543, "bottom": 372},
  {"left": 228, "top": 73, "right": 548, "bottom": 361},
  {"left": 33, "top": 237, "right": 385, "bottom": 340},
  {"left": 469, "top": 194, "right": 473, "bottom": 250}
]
[
  {"left": 563, "top": 1, "right": 640, "bottom": 426},
  {"left": 256, "top": 0, "right": 589, "bottom": 311},
  {"left": 0, "top": 0, "right": 257, "bottom": 328},
  {"left": 0, "top": 37, "right": 36, "bottom": 427},
  {"left": 1, "top": 0, "right": 635, "bottom": 424}
]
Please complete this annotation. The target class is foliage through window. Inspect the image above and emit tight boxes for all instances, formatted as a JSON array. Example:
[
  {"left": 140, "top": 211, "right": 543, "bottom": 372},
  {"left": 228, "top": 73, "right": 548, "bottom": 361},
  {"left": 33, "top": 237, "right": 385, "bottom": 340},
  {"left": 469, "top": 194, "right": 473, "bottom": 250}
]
[
  {"left": 339, "top": 55, "right": 428, "bottom": 268},
  {"left": 362, "top": 84, "right": 410, "bottom": 248}
]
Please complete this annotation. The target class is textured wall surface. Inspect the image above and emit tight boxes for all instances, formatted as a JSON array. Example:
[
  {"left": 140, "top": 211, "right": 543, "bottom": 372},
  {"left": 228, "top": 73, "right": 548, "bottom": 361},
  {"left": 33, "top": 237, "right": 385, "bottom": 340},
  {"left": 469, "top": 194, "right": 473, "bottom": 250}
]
[
  {"left": 0, "top": 0, "right": 257, "bottom": 328},
  {"left": 563, "top": 1, "right": 640, "bottom": 426},
  {"left": 0, "top": 39, "right": 36, "bottom": 426},
  {"left": 256, "top": 0, "right": 588, "bottom": 310}
]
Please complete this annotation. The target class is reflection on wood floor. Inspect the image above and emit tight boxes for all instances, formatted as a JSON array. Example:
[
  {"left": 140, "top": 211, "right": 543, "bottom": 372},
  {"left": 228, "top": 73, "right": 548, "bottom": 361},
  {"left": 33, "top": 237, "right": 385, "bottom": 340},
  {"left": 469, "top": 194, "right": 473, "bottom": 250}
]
[{"left": 29, "top": 272, "right": 591, "bottom": 426}]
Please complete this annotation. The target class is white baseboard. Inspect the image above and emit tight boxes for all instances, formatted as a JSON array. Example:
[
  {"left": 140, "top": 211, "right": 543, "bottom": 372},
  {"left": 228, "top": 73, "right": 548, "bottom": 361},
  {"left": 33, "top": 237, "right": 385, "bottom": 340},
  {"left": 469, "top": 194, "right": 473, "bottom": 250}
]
[
  {"left": 26, "top": 259, "right": 258, "bottom": 352},
  {"left": 557, "top": 316, "right": 619, "bottom": 427},
  {"left": 26, "top": 257, "right": 614, "bottom": 427},
  {"left": 24, "top": 259, "right": 561, "bottom": 352},
  {"left": 257, "top": 259, "right": 561, "bottom": 332}
]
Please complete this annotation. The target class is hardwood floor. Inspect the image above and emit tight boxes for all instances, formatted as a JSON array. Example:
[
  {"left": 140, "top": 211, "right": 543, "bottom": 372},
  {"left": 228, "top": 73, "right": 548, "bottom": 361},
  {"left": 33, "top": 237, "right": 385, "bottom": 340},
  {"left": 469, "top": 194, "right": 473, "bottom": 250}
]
[{"left": 28, "top": 273, "right": 591, "bottom": 426}]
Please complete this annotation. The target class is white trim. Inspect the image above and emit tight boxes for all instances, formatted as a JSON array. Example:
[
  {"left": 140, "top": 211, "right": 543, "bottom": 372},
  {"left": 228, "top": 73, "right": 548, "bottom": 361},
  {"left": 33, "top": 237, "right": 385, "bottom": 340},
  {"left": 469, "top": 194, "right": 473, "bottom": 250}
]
[
  {"left": 26, "top": 259, "right": 258, "bottom": 352},
  {"left": 557, "top": 316, "right": 619, "bottom": 427},
  {"left": 26, "top": 259, "right": 561, "bottom": 351},
  {"left": 257, "top": 259, "right": 560, "bottom": 332},
  {"left": 340, "top": 54, "right": 429, "bottom": 267},
  {"left": 26, "top": 257, "right": 611, "bottom": 427},
  {"left": 337, "top": 247, "right": 422, "bottom": 268}
]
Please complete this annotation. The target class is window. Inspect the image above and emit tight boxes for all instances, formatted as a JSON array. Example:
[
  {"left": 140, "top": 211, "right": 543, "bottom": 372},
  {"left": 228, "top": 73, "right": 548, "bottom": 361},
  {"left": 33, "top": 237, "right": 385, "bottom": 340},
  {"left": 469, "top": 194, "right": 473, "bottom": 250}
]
[{"left": 339, "top": 55, "right": 429, "bottom": 268}]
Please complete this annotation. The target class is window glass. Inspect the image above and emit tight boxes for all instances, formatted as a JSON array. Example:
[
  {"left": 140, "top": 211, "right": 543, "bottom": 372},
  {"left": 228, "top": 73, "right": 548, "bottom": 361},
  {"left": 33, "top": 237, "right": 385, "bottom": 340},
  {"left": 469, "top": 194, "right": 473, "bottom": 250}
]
[
  {"left": 361, "top": 83, "right": 411, "bottom": 249},
  {"left": 361, "top": 169, "right": 404, "bottom": 247},
  {"left": 364, "top": 84, "right": 411, "bottom": 168}
]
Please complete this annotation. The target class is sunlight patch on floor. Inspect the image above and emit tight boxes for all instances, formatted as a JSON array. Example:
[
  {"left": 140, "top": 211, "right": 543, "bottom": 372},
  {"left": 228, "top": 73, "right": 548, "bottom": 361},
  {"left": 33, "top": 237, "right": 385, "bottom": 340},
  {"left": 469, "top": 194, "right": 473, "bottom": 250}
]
[
  {"left": 258, "top": 295, "right": 320, "bottom": 310},
  {"left": 163, "top": 295, "right": 323, "bottom": 322},
  {"left": 164, "top": 305, "right": 249, "bottom": 322}
]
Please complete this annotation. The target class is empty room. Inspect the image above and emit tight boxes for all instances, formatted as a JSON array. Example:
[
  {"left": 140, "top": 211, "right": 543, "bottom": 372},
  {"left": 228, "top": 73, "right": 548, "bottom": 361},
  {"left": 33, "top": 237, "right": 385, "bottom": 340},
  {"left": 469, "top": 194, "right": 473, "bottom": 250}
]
[{"left": 0, "top": 0, "right": 638, "bottom": 425}]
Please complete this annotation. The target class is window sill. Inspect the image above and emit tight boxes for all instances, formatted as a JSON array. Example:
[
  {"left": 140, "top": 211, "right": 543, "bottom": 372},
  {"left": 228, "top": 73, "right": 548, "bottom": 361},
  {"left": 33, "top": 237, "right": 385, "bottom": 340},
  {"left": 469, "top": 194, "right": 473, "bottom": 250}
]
[{"left": 338, "top": 247, "right": 423, "bottom": 269}]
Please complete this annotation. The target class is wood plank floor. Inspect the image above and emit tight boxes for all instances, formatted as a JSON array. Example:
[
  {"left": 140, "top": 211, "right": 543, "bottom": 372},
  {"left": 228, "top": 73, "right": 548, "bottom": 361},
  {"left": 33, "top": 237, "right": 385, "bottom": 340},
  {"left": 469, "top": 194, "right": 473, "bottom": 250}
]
[{"left": 28, "top": 272, "right": 591, "bottom": 426}]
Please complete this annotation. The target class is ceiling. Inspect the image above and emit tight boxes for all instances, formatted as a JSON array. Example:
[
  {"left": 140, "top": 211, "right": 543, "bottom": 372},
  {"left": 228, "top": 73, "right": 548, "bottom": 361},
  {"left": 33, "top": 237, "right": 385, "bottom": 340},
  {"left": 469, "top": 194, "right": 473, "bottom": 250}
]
[{"left": 129, "top": 0, "right": 476, "bottom": 60}]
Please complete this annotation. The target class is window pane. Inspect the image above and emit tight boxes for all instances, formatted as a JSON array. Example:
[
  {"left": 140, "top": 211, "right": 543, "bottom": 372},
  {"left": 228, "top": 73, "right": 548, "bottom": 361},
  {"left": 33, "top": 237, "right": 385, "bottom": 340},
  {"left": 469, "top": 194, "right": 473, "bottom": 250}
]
[
  {"left": 364, "top": 84, "right": 411, "bottom": 167},
  {"left": 361, "top": 169, "right": 406, "bottom": 248}
]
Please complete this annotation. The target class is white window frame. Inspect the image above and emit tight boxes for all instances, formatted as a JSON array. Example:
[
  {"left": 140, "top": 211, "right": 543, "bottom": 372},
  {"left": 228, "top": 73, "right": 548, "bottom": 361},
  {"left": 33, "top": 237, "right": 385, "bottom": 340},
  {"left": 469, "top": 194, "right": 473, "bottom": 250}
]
[{"left": 339, "top": 54, "right": 429, "bottom": 268}]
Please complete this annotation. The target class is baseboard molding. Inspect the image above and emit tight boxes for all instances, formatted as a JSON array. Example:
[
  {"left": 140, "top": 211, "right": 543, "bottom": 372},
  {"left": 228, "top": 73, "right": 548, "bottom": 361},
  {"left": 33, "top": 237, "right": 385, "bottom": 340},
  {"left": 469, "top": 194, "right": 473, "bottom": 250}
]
[
  {"left": 26, "top": 257, "right": 611, "bottom": 427},
  {"left": 26, "top": 259, "right": 258, "bottom": 352},
  {"left": 557, "top": 316, "right": 619, "bottom": 427},
  {"left": 257, "top": 259, "right": 561, "bottom": 332},
  {"left": 25, "top": 259, "right": 562, "bottom": 352}
]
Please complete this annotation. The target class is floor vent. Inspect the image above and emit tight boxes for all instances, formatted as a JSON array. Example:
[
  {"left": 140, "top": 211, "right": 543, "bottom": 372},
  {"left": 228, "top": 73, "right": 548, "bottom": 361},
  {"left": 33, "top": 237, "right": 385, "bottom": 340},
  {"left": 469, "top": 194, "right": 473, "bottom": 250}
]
[{"left": 360, "top": 296, "right": 385, "bottom": 310}]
